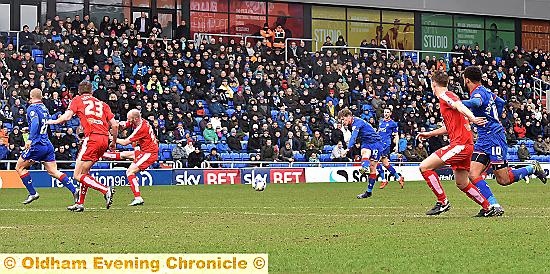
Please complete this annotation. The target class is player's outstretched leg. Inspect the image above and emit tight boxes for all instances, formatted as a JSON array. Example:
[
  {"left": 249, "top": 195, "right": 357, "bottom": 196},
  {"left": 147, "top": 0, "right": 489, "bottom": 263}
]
[
  {"left": 127, "top": 170, "right": 144, "bottom": 206},
  {"left": 455, "top": 169, "right": 494, "bottom": 217},
  {"left": 15, "top": 157, "right": 39, "bottom": 205},
  {"left": 494, "top": 161, "right": 546, "bottom": 186},
  {"left": 43, "top": 161, "right": 79, "bottom": 202},
  {"left": 419, "top": 154, "right": 450, "bottom": 215},
  {"left": 384, "top": 163, "right": 404, "bottom": 188},
  {"left": 377, "top": 164, "right": 388, "bottom": 189}
]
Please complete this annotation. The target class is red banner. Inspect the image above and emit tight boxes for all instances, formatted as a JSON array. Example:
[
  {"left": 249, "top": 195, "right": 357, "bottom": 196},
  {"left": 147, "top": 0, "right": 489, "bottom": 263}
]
[
  {"left": 270, "top": 169, "right": 305, "bottom": 184},
  {"left": 204, "top": 170, "right": 241, "bottom": 185}
]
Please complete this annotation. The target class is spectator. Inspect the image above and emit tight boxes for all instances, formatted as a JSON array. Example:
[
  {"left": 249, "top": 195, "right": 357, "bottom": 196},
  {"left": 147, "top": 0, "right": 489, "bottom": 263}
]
[
  {"left": 278, "top": 141, "right": 294, "bottom": 162},
  {"left": 206, "top": 148, "right": 221, "bottom": 168},
  {"left": 55, "top": 146, "right": 72, "bottom": 169},
  {"left": 0, "top": 139, "right": 8, "bottom": 168},
  {"left": 534, "top": 135, "right": 550, "bottom": 155},
  {"left": 403, "top": 143, "right": 421, "bottom": 162},
  {"left": 514, "top": 119, "right": 527, "bottom": 139},
  {"left": 517, "top": 142, "right": 531, "bottom": 161},
  {"left": 203, "top": 122, "right": 218, "bottom": 144},
  {"left": 305, "top": 142, "right": 321, "bottom": 161},
  {"left": 506, "top": 127, "right": 518, "bottom": 147},
  {"left": 331, "top": 141, "right": 349, "bottom": 162},
  {"left": 187, "top": 146, "right": 205, "bottom": 168},
  {"left": 309, "top": 152, "right": 320, "bottom": 163},
  {"left": 175, "top": 20, "right": 189, "bottom": 40},
  {"left": 134, "top": 12, "right": 151, "bottom": 36},
  {"left": 171, "top": 142, "right": 187, "bottom": 167},
  {"left": 8, "top": 126, "right": 24, "bottom": 148},
  {"left": 349, "top": 142, "right": 362, "bottom": 162},
  {"left": 260, "top": 139, "right": 276, "bottom": 161},
  {"left": 227, "top": 128, "right": 242, "bottom": 152},
  {"left": 51, "top": 129, "right": 65, "bottom": 148},
  {"left": 7, "top": 143, "right": 20, "bottom": 161},
  {"left": 415, "top": 142, "right": 429, "bottom": 161},
  {"left": 309, "top": 130, "right": 324, "bottom": 151}
]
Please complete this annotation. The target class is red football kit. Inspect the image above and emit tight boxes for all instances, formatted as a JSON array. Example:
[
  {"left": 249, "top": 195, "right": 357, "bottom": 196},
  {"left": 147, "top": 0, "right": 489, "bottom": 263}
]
[
  {"left": 69, "top": 95, "right": 114, "bottom": 162},
  {"left": 435, "top": 91, "right": 474, "bottom": 171},
  {"left": 124, "top": 118, "right": 159, "bottom": 170}
]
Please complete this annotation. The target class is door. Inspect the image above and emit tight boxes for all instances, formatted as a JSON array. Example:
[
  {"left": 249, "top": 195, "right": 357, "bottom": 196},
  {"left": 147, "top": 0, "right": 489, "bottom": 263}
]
[{"left": 156, "top": 10, "right": 176, "bottom": 39}]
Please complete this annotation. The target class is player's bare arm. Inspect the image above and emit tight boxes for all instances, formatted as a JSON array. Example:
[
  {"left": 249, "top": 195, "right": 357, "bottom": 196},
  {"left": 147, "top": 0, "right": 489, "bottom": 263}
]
[
  {"left": 418, "top": 126, "right": 447, "bottom": 141},
  {"left": 46, "top": 109, "right": 74, "bottom": 125},
  {"left": 116, "top": 137, "right": 132, "bottom": 146},
  {"left": 109, "top": 117, "right": 119, "bottom": 150},
  {"left": 451, "top": 101, "right": 487, "bottom": 126}
]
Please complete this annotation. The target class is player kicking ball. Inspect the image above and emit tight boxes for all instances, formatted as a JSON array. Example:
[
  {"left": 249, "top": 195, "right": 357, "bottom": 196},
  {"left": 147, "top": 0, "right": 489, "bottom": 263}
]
[
  {"left": 417, "top": 71, "right": 496, "bottom": 217},
  {"left": 377, "top": 108, "right": 405, "bottom": 189},
  {"left": 47, "top": 81, "right": 118, "bottom": 212},
  {"left": 338, "top": 108, "right": 385, "bottom": 199},
  {"left": 16, "top": 89, "right": 78, "bottom": 204},
  {"left": 461, "top": 66, "right": 547, "bottom": 216},
  {"left": 102, "top": 109, "right": 159, "bottom": 206}
]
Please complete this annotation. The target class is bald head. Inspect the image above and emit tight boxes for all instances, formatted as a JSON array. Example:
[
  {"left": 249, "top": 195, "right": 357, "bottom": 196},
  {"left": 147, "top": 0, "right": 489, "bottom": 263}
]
[
  {"left": 128, "top": 109, "right": 141, "bottom": 119},
  {"left": 30, "top": 88, "right": 43, "bottom": 100}
]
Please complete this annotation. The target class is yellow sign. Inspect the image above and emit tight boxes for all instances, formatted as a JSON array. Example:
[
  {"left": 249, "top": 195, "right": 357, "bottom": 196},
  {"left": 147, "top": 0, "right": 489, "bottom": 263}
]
[
  {"left": 347, "top": 22, "right": 378, "bottom": 47},
  {"left": 312, "top": 19, "right": 347, "bottom": 46},
  {"left": 347, "top": 8, "right": 379, "bottom": 22},
  {"left": 312, "top": 6, "right": 346, "bottom": 20},
  {"left": 382, "top": 10, "right": 414, "bottom": 25},
  {"left": 0, "top": 253, "right": 268, "bottom": 273}
]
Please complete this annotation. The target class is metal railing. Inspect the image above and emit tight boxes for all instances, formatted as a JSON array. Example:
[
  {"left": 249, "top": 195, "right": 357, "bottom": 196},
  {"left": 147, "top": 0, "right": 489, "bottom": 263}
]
[
  {"left": 194, "top": 33, "right": 244, "bottom": 48},
  {"left": 204, "top": 161, "right": 397, "bottom": 169},
  {"left": 0, "top": 160, "right": 175, "bottom": 171},
  {"left": 319, "top": 46, "right": 463, "bottom": 64},
  {"left": 285, "top": 38, "right": 319, "bottom": 62},
  {"left": 533, "top": 77, "right": 550, "bottom": 113}
]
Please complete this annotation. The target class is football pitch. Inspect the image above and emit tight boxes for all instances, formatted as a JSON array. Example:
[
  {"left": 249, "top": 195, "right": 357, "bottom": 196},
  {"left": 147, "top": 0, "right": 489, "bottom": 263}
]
[{"left": 1, "top": 181, "right": 549, "bottom": 273}]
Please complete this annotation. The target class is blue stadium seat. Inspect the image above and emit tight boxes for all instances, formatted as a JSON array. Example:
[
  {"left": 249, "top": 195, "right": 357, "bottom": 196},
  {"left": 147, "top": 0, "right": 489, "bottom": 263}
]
[
  {"left": 161, "top": 149, "right": 172, "bottom": 160},
  {"left": 320, "top": 154, "right": 331, "bottom": 162},
  {"left": 226, "top": 109, "right": 236, "bottom": 117},
  {"left": 295, "top": 153, "right": 306, "bottom": 162},
  {"left": 4, "top": 123, "right": 12, "bottom": 130},
  {"left": 221, "top": 153, "right": 232, "bottom": 161},
  {"left": 229, "top": 153, "right": 240, "bottom": 160},
  {"left": 323, "top": 145, "right": 332, "bottom": 153},
  {"left": 241, "top": 141, "right": 247, "bottom": 151},
  {"left": 200, "top": 144, "right": 207, "bottom": 150},
  {"left": 239, "top": 153, "right": 250, "bottom": 160},
  {"left": 271, "top": 110, "right": 279, "bottom": 120},
  {"left": 193, "top": 126, "right": 201, "bottom": 133}
]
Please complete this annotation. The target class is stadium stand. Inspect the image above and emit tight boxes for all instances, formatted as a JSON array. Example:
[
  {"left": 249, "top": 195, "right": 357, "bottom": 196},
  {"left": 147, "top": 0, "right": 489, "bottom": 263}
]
[{"left": 0, "top": 14, "right": 549, "bottom": 169}]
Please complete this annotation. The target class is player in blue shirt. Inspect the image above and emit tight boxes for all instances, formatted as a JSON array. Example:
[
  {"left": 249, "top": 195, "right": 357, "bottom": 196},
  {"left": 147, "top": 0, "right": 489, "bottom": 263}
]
[
  {"left": 462, "top": 66, "right": 546, "bottom": 216},
  {"left": 15, "top": 89, "right": 78, "bottom": 204},
  {"left": 338, "top": 108, "right": 385, "bottom": 199},
  {"left": 377, "top": 108, "right": 405, "bottom": 189}
]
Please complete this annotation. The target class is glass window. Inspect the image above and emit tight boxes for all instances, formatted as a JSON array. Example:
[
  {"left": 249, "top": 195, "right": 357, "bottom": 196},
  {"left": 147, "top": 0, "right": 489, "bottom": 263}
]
[
  {"left": 56, "top": 3, "right": 83, "bottom": 19},
  {"left": 41, "top": 1, "right": 47, "bottom": 27},
  {"left": 230, "top": 14, "right": 265, "bottom": 35},
  {"left": 230, "top": 0, "right": 266, "bottom": 15},
  {"left": 347, "top": 8, "right": 379, "bottom": 22},
  {"left": 132, "top": 0, "right": 150, "bottom": 8},
  {"left": 157, "top": 0, "right": 175, "bottom": 9},
  {"left": 268, "top": 17, "right": 303, "bottom": 38},
  {"left": 0, "top": 4, "right": 10, "bottom": 32},
  {"left": 190, "top": 11, "right": 228, "bottom": 36},
  {"left": 21, "top": 5, "right": 38, "bottom": 30},
  {"left": 347, "top": 22, "right": 378, "bottom": 47},
  {"left": 312, "top": 6, "right": 345, "bottom": 20},
  {"left": 268, "top": 3, "right": 303, "bottom": 18},
  {"left": 57, "top": 0, "right": 84, "bottom": 3},
  {"left": 381, "top": 23, "right": 414, "bottom": 50},
  {"left": 90, "top": 0, "right": 129, "bottom": 5},
  {"left": 157, "top": 13, "right": 174, "bottom": 38},
  {"left": 190, "top": 0, "right": 228, "bottom": 12},
  {"left": 90, "top": 5, "right": 131, "bottom": 27}
]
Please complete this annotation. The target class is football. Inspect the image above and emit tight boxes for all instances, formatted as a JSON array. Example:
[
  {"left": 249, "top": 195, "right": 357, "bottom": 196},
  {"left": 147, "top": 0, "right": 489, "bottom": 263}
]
[{"left": 253, "top": 177, "right": 267, "bottom": 191}]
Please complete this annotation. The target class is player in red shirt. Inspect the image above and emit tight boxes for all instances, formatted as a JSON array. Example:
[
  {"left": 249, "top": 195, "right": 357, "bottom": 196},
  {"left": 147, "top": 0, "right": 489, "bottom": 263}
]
[
  {"left": 417, "top": 71, "right": 495, "bottom": 217},
  {"left": 47, "top": 81, "right": 119, "bottom": 212},
  {"left": 102, "top": 109, "right": 159, "bottom": 206}
]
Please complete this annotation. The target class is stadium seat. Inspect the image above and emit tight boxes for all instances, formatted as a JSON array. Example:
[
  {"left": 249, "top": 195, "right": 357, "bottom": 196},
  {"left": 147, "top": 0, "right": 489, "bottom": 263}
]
[
  {"left": 323, "top": 145, "right": 333, "bottom": 153},
  {"left": 200, "top": 144, "right": 207, "bottom": 151},
  {"left": 229, "top": 153, "right": 240, "bottom": 161},
  {"left": 271, "top": 110, "right": 279, "bottom": 120},
  {"left": 4, "top": 123, "right": 12, "bottom": 130},
  {"left": 226, "top": 109, "right": 236, "bottom": 117},
  {"left": 240, "top": 153, "right": 250, "bottom": 160},
  {"left": 295, "top": 153, "right": 306, "bottom": 162},
  {"left": 221, "top": 153, "right": 232, "bottom": 161},
  {"left": 241, "top": 141, "right": 247, "bottom": 151},
  {"left": 320, "top": 154, "right": 331, "bottom": 162}
]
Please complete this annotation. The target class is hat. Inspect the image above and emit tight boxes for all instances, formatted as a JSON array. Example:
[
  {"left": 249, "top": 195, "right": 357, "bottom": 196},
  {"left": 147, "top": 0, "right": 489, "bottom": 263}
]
[{"left": 231, "top": 128, "right": 236, "bottom": 134}]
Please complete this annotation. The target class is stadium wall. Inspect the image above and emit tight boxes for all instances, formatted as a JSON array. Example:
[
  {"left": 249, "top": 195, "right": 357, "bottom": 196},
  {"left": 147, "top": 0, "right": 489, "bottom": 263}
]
[{"left": 1, "top": 164, "right": 548, "bottom": 188}]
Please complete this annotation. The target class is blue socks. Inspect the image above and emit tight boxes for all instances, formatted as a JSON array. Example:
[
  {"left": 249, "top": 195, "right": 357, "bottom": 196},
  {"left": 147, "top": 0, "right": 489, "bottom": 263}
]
[
  {"left": 511, "top": 166, "right": 534, "bottom": 182},
  {"left": 367, "top": 176, "right": 376, "bottom": 193},
  {"left": 385, "top": 164, "right": 401, "bottom": 180},
  {"left": 21, "top": 173, "right": 36, "bottom": 195},
  {"left": 473, "top": 178, "right": 498, "bottom": 206},
  {"left": 376, "top": 164, "right": 385, "bottom": 181},
  {"left": 59, "top": 174, "right": 76, "bottom": 194}
]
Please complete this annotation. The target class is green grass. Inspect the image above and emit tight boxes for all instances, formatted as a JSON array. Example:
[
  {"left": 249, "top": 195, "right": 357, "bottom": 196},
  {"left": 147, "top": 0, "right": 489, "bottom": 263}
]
[{"left": 1, "top": 181, "right": 550, "bottom": 273}]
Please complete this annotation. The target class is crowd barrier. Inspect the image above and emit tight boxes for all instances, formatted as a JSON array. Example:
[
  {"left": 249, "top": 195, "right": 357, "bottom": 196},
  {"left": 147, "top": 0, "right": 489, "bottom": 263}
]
[{"left": 0, "top": 164, "right": 548, "bottom": 189}]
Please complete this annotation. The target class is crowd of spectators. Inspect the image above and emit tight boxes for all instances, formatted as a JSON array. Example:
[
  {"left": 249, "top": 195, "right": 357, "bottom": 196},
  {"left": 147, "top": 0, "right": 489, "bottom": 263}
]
[{"left": 1, "top": 13, "right": 550, "bottom": 167}]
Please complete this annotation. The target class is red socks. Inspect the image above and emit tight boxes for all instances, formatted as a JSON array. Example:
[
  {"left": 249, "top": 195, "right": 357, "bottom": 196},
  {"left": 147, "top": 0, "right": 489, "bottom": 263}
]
[
  {"left": 422, "top": 170, "right": 447, "bottom": 204},
  {"left": 460, "top": 183, "right": 490, "bottom": 210},
  {"left": 128, "top": 174, "right": 141, "bottom": 198},
  {"left": 80, "top": 174, "right": 108, "bottom": 194},
  {"left": 77, "top": 185, "right": 88, "bottom": 205}
]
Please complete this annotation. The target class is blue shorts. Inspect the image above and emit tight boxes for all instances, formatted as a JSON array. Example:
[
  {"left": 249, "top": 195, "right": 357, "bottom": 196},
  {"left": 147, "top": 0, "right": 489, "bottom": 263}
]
[
  {"left": 361, "top": 142, "right": 385, "bottom": 161},
  {"left": 21, "top": 143, "right": 55, "bottom": 162},
  {"left": 474, "top": 132, "right": 508, "bottom": 163},
  {"left": 380, "top": 143, "right": 391, "bottom": 157}
]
